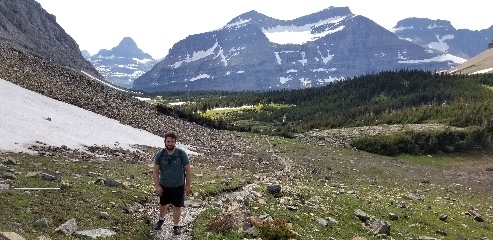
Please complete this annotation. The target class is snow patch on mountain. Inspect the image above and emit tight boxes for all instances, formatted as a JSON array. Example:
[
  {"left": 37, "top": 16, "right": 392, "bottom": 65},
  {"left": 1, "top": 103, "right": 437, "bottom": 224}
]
[
  {"left": 262, "top": 16, "right": 347, "bottom": 45},
  {"left": 398, "top": 54, "right": 466, "bottom": 64},
  {"left": 171, "top": 42, "right": 220, "bottom": 68},
  {"left": 189, "top": 74, "right": 211, "bottom": 82},
  {"left": 428, "top": 34, "right": 454, "bottom": 51},
  {"left": 224, "top": 18, "right": 251, "bottom": 29}
]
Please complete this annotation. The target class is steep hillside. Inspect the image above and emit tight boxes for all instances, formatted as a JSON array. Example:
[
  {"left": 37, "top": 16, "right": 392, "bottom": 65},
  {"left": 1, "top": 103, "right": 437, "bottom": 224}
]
[
  {"left": 0, "top": 43, "right": 256, "bottom": 157},
  {"left": 448, "top": 47, "right": 493, "bottom": 74},
  {"left": 0, "top": 0, "right": 101, "bottom": 78}
]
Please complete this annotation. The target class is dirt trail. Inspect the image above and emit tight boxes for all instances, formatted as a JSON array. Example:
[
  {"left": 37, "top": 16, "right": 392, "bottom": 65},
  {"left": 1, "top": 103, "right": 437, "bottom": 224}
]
[{"left": 148, "top": 137, "right": 294, "bottom": 239}]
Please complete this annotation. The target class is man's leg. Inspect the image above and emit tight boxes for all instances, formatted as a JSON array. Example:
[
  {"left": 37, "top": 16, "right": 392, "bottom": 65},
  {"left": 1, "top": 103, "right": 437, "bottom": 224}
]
[
  {"left": 172, "top": 206, "right": 181, "bottom": 225},
  {"left": 159, "top": 203, "right": 168, "bottom": 219},
  {"left": 172, "top": 206, "right": 182, "bottom": 235},
  {"left": 154, "top": 202, "right": 168, "bottom": 230}
]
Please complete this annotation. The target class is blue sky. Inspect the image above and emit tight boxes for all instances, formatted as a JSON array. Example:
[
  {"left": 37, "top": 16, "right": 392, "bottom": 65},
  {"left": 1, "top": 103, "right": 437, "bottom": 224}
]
[{"left": 35, "top": 0, "right": 492, "bottom": 59}]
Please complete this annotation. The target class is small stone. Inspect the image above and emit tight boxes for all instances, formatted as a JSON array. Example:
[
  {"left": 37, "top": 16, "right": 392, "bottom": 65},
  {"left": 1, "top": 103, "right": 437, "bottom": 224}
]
[
  {"left": 436, "top": 229, "right": 447, "bottom": 236},
  {"left": 34, "top": 218, "right": 49, "bottom": 228},
  {"left": 473, "top": 215, "right": 484, "bottom": 222},
  {"left": 99, "top": 212, "right": 109, "bottom": 219},
  {"left": 389, "top": 213, "right": 398, "bottom": 220}
]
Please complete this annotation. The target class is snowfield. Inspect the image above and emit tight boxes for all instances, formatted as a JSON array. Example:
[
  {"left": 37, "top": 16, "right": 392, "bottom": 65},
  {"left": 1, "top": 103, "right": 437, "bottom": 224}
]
[{"left": 0, "top": 79, "right": 165, "bottom": 153}]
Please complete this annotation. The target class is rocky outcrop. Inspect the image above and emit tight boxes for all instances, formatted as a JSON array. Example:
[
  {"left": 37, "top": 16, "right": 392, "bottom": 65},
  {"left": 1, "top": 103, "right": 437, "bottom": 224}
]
[
  {"left": 488, "top": 39, "right": 493, "bottom": 49},
  {"left": 0, "top": 0, "right": 102, "bottom": 79}
]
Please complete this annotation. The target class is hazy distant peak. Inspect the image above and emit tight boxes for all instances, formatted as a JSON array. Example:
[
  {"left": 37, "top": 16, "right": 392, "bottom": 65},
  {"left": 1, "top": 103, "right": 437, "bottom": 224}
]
[
  {"left": 393, "top": 17, "right": 454, "bottom": 29},
  {"left": 81, "top": 50, "right": 91, "bottom": 59},
  {"left": 118, "top": 37, "right": 139, "bottom": 48}
]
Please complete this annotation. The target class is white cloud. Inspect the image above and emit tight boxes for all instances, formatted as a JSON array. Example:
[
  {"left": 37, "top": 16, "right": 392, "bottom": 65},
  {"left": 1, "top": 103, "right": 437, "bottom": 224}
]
[{"left": 34, "top": 0, "right": 492, "bottom": 59}]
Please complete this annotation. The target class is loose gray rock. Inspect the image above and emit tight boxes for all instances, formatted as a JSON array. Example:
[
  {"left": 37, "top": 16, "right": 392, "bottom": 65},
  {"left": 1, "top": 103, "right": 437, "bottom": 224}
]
[
  {"left": 74, "top": 228, "right": 116, "bottom": 239},
  {"left": 354, "top": 209, "right": 371, "bottom": 222},
  {"left": 55, "top": 218, "right": 77, "bottom": 235},
  {"left": 327, "top": 217, "right": 339, "bottom": 225},
  {"left": 473, "top": 215, "right": 485, "bottom": 222},
  {"left": 2, "top": 173, "right": 16, "bottom": 180},
  {"left": 317, "top": 218, "right": 328, "bottom": 226},
  {"left": 368, "top": 219, "right": 390, "bottom": 235},
  {"left": 41, "top": 173, "right": 56, "bottom": 181},
  {"left": 3, "top": 157, "right": 17, "bottom": 165},
  {"left": 34, "top": 217, "right": 49, "bottom": 228},
  {"left": 389, "top": 213, "right": 398, "bottom": 221},
  {"left": 104, "top": 178, "right": 122, "bottom": 187},
  {"left": 267, "top": 184, "right": 281, "bottom": 194},
  {"left": 436, "top": 229, "right": 447, "bottom": 236},
  {"left": 0, "top": 232, "right": 25, "bottom": 240}
]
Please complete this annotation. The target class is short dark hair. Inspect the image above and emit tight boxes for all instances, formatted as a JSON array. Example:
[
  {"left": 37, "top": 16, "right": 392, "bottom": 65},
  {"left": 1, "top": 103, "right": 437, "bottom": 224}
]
[{"left": 164, "top": 132, "right": 177, "bottom": 140}]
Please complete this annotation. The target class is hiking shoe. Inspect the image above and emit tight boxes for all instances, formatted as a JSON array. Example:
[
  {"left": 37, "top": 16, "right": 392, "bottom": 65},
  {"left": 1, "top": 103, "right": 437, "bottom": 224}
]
[
  {"left": 173, "top": 226, "right": 181, "bottom": 235},
  {"left": 154, "top": 219, "right": 164, "bottom": 230}
]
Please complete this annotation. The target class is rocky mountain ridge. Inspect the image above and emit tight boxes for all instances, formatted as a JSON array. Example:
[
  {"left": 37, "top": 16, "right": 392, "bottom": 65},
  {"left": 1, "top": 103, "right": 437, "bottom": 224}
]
[
  {"left": 132, "top": 7, "right": 466, "bottom": 92},
  {"left": 392, "top": 18, "right": 493, "bottom": 59},
  {"left": 0, "top": 0, "right": 102, "bottom": 79}
]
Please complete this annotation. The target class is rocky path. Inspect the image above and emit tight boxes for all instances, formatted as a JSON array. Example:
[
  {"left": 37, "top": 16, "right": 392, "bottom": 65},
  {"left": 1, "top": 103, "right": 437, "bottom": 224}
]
[{"left": 147, "top": 136, "right": 293, "bottom": 239}]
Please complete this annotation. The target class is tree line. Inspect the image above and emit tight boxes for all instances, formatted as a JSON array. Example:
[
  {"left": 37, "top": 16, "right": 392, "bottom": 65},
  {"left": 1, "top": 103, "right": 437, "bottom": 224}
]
[{"left": 148, "top": 69, "right": 493, "bottom": 154}]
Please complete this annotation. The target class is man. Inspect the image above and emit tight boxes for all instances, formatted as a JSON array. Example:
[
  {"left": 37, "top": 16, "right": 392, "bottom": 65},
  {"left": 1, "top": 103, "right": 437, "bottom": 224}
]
[{"left": 152, "top": 132, "right": 192, "bottom": 235}]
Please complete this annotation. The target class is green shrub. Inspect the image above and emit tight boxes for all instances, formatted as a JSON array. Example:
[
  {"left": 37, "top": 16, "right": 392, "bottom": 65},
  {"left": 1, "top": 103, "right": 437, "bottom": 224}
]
[
  {"left": 350, "top": 127, "right": 491, "bottom": 156},
  {"left": 256, "top": 218, "right": 298, "bottom": 240},
  {"left": 206, "top": 214, "right": 235, "bottom": 233}
]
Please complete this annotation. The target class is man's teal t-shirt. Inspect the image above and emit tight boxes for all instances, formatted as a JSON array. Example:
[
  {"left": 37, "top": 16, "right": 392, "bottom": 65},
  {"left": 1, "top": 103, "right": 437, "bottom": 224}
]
[{"left": 154, "top": 148, "right": 190, "bottom": 187}]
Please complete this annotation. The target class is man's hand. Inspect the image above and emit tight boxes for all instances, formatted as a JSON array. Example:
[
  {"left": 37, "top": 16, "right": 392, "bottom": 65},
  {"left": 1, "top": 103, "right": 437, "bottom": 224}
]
[
  {"left": 154, "top": 185, "right": 163, "bottom": 196},
  {"left": 185, "top": 185, "right": 191, "bottom": 196}
]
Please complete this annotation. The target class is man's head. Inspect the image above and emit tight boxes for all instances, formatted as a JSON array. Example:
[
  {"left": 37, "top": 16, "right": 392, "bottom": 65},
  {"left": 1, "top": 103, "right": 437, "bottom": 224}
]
[{"left": 164, "top": 132, "right": 177, "bottom": 150}]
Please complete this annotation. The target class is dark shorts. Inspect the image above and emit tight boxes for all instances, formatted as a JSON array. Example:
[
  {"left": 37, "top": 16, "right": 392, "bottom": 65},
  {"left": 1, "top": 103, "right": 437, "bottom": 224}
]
[{"left": 159, "top": 185, "right": 185, "bottom": 207}]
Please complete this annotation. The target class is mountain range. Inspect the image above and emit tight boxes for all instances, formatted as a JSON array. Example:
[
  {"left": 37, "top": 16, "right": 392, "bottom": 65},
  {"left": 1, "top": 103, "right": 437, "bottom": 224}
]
[
  {"left": 1, "top": 0, "right": 492, "bottom": 92},
  {"left": 129, "top": 7, "right": 491, "bottom": 92}
]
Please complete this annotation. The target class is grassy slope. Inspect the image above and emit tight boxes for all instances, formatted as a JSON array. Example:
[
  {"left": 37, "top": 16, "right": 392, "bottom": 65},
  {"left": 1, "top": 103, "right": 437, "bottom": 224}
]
[{"left": 1, "top": 132, "right": 492, "bottom": 239}]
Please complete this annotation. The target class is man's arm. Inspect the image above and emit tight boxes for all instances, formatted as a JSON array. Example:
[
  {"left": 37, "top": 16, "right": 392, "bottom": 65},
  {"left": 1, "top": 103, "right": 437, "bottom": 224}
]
[
  {"left": 184, "top": 164, "right": 191, "bottom": 195},
  {"left": 153, "top": 164, "right": 162, "bottom": 196}
]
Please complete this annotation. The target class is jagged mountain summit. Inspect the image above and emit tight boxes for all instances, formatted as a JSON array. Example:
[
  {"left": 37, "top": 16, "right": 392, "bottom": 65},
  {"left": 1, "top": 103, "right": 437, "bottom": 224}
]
[
  {"left": 391, "top": 18, "right": 493, "bottom": 59},
  {"left": 85, "top": 37, "right": 157, "bottom": 89},
  {"left": 0, "top": 0, "right": 101, "bottom": 79},
  {"left": 132, "top": 7, "right": 464, "bottom": 92}
]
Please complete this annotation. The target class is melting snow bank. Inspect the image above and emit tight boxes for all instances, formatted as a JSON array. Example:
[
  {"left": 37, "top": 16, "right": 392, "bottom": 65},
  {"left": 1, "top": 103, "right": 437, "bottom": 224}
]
[{"left": 0, "top": 78, "right": 165, "bottom": 153}]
